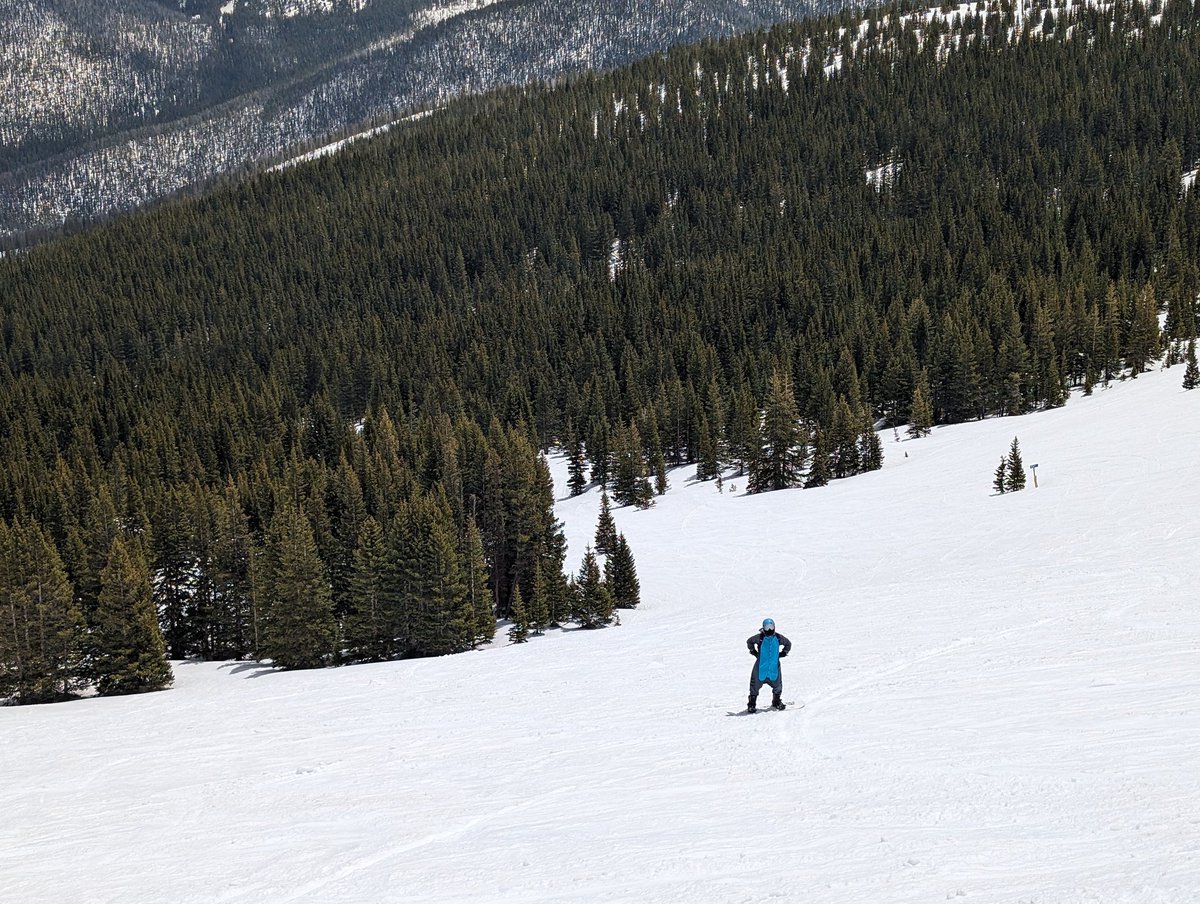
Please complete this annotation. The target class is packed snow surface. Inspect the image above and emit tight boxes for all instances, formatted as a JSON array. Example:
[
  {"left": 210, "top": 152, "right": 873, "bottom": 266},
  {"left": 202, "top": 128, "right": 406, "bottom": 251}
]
[{"left": 4, "top": 365, "right": 1200, "bottom": 902}]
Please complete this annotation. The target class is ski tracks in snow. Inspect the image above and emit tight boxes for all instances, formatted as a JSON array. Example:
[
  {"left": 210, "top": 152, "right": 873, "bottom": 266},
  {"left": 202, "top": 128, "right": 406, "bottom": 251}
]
[
  {"left": 262, "top": 785, "right": 575, "bottom": 904},
  {"left": 796, "top": 615, "right": 1062, "bottom": 760}
]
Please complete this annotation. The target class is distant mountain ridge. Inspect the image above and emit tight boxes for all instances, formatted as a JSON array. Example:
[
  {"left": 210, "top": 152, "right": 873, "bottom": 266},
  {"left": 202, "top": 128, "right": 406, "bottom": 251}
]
[{"left": 0, "top": 0, "right": 845, "bottom": 242}]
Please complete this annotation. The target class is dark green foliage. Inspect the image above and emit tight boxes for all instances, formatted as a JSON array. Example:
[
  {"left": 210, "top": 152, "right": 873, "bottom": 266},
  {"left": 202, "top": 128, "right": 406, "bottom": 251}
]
[
  {"left": 1126, "top": 285, "right": 1163, "bottom": 377},
  {"left": 527, "top": 559, "right": 550, "bottom": 635},
  {"left": 805, "top": 428, "right": 831, "bottom": 489},
  {"left": 342, "top": 517, "right": 390, "bottom": 662},
  {"left": 751, "top": 368, "right": 805, "bottom": 492},
  {"left": 612, "top": 422, "right": 655, "bottom": 508},
  {"left": 607, "top": 534, "right": 641, "bottom": 610},
  {"left": 91, "top": 538, "right": 173, "bottom": 696},
  {"left": 567, "top": 432, "right": 588, "bottom": 497},
  {"left": 595, "top": 492, "right": 618, "bottom": 556},
  {"left": 573, "top": 549, "right": 615, "bottom": 629},
  {"left": 993, "top": 458, "right": 1008, "bottom": 495},
  {"left": 462, "top": 517, "right": 496, "bottom": 647},
  {"left": 1184, "top": 340, "right": 1200, "bottom": 390},
  {"left": 507, "top": 586, "right": 530, "bottom": 644},
  {"left": 0, "top": 520, "right": 87, "bottom": 704},
  {"left": 1005, "top": 438, "right": 1027, "bottom": 492},
  {"left": 908, "top": 371, "right": 934, "bottom": 439},
  {"left": 858, "top": 419, "right": 884, "bottom": 473},
  {"left": 257, "top": 504, "right": 336, "bottom": 670}
]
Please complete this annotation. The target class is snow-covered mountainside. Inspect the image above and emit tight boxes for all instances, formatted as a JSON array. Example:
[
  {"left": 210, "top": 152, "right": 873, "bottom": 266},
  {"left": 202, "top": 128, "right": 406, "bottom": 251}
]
[
  {"left": 4, "top": 364, "right": 1198, "bottom": 902},
  {"left": 0, "top": 0, "right": 845, "bottom": 241}
]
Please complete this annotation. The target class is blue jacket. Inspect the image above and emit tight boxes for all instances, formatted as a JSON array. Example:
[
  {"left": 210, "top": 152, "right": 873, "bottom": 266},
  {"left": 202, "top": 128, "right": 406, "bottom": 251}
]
[{"left": 747, "top": 630, "right": 792, "bottom": 681}]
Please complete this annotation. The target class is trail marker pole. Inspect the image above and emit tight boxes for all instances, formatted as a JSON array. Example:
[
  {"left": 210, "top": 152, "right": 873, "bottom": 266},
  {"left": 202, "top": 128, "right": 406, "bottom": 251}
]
[{"left": 1031, "top": 463, "right": 1039, "bottom": 488}]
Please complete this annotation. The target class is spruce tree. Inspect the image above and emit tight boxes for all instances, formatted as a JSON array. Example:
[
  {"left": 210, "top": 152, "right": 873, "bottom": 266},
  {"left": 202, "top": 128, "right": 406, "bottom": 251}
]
[
  {"left": 1006, "top": 438, "right": 1027, "bottom": 491},
  {"left": 342, "top": 517, "right": 390, "bottom": 662},
  {"left": 907, "top": 370, "right": 934, "bottom": 439},
  {"left": 91, "top": 538, "right": 173, "bottom": 696},
  {"left": 507, "top": 586, "right": 530, "bottom": 643},
  {"left": 1183, "top": 339, "right": 1199, "bottom": 390},
  {"left": 611, "top": 422, "right": 654, "bottom": 508},
  {"left": 1126, "top": 284, "right": 1162, "bottom": 377},
  {"left": 830, "top": 397, "right": 861, "bottom": 479},
  {"left": 258, "top": 504, "right": 336, "bottom": 670},
  {"left": 751, "top": 367, "right": 804, "bottom": 492},
  {"left": 403, "top": 493, "right": 469, "bottom": 657},
  {"left": 858, "top": 416, "right": 884, "bottom": 472},
  {"left": 726, "top": 381, "right": 759, "bottom": 477},
  {"left": 0, "top": 521, "right": 87, "bottom": 704},
  {"left": 594, "top": 491, "right": 617, "bottom": 556},
  {"left": 805, "top": 427, "right": 831, "bottom": 488},
  {"left": 566, "top": 432, "right": 588, "bottom": 497},
  {"left": 462, "top": 516, "right": 495, "bottom": 647},
  {"left": 211, "top": 485, "right": 254, "bottom": 659},
  {"left": 993, "top": 458, "right": 1008, "bottom": 495},
  {"left": 573, "top": 548, "right": 615, "bottom": 628},
  {"left": 607, "top": 534, "right": 641, "bottom": 610},
  {"left": 528, "top": 560, "right": 550, "bottom": 635}
]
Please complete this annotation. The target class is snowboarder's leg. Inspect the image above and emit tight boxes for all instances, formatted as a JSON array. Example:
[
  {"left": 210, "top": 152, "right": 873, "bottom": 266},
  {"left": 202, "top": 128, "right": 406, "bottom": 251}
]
[
  {"left": 748, "top": 665, "right": 763, "bottom": 712},
  {"left": 767, "top": 674, "right": 784, "bottom": 708}
]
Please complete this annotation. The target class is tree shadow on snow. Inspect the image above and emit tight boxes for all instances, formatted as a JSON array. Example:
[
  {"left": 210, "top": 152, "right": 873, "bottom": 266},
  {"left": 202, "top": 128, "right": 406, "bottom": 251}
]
[{"left": 218, "top": 661, "right": 281, "bottom": 679}]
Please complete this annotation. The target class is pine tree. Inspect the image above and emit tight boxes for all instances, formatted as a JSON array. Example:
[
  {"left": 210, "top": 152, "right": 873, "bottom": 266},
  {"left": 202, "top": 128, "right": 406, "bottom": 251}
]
[
  {"left": 858, "top": 415, "right": 884, "bottom": 473},
  {"left": 993, "top": 457, "right": 1008, "bottom": 495},
  {"left": 211, "top": 485, "right": 254, "bottom": 659},
  {"left": 1006, "top": 438, "right": 1027, "bottom": 491},
  {"left": 342, "top": 517, "right": 390, "bottom": 662},
  {"left": 566, "top": 432, "right": 588, "bottom": 497},
  {"left": 91, "top": 538, "right": 173, "bottom": 696},
  {"left": 573, "top": 548, "right": 615, "bottom": 628},
  {"left": 507, "top": 585, "right": 530, "bottom": 643},
  {"left": 607, "top": 534, "right": 641, "bottom": 610},
  {"left": 1126, "top": 284, "right": 1162, "bottom": 377},
  {"left": 462, "top": 516, "right": 495, "bottom": 647},
  {"left": 0, "top": 521, "right": 87, "bottom": 704},
  {"left": 751, "top": 367, "right": 804, "bottom": 492},
  {"left": 726, "top": 380, "right": 759, "bottom": 477},
  {"left": 830, "top": 397, "right": 861, "bottom": 479},
  {"left": 403, "top": 493, "right": 469, "bottom": 657},
  {"left": 151, "top": 490, "right": 196, "bottom": 659},
  {"left": 258, "top": 504, "right": 336, "bottom": 670},
  {"left": 1183, "top": 339, "right": 1199, "bottom": 390},
  {"left": 907, "top": 370, "right": 934, "bottom": 439},
  {"left": 611, "top": 422, "right": 654, "bottom": 508},
  {"left": 804, "top": 427, "right": 831, "bottom": 488},
  {"left": 594, "top": 491, "right": 617, "bottom": 556},
  {"left": 639, "top": 411, "right": 669, "bottom": 495},
  {"left": 528, "top": 560, "right": 550, "bottom": 635}
]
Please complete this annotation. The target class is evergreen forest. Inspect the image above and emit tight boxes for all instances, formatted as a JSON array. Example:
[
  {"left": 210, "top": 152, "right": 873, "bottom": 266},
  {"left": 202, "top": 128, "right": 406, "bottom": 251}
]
[{"left": 2, "top": 0, "right": 1199, "bottom": 702}]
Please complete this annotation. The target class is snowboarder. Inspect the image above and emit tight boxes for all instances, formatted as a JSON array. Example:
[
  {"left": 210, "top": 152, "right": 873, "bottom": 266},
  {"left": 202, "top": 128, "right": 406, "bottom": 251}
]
[{"left": 746, "top": 618, "right": 791, "bottom": 712}]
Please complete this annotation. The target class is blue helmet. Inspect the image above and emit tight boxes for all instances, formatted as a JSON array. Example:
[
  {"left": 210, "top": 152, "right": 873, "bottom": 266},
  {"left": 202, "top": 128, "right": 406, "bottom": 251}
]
[{"left": 762, "top": 618, "right": 775, "bottom": 633}]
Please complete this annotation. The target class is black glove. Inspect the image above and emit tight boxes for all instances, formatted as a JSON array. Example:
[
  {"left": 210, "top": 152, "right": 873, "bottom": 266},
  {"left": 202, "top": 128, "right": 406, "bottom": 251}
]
[
  {"left": 780, "top": 650, "right": 789, "bottom": 657},
  {"left": 749, "top": 648, "right": 757, "bottom": 656}
]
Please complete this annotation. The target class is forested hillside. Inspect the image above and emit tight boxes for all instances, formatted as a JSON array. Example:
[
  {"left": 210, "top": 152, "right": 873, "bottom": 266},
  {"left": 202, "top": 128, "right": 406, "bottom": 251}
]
[
  {"left": 2, "top": 0, "right": 1199, "bottom": 703},
  {"left": 0, "top": 0, "right": 844, "bottom": 242}
]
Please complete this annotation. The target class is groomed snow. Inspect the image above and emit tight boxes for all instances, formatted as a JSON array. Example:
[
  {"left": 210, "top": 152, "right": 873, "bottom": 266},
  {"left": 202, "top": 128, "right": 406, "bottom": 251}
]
[{"left": 4, "top": 364, "right": 1200, "bottom": 902}]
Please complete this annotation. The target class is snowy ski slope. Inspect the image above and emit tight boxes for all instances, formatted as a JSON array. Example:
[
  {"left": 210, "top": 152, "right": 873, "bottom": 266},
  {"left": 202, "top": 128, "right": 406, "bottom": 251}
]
[{"left": 3, "top": 364, "right": 1199, "bottom": 903}]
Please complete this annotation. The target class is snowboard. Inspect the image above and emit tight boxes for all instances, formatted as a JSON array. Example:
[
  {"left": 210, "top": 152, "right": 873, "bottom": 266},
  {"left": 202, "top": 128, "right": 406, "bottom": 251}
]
[{"left": 726, "top": 701, "right": 800, "bottom": 716}]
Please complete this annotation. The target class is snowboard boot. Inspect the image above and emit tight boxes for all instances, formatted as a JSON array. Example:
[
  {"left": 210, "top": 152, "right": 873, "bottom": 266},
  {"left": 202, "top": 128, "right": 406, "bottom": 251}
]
[
  {"left": 747, "top": 695, "right": 757, "bottom": 714},
  {"left": 771, "top": 697, "right": 786, "bottom": 710}
]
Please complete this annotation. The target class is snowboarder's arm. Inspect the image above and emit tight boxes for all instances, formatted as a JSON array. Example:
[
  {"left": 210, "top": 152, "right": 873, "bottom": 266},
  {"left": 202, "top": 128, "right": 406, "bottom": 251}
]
[
  {"left": 777, "top": 633, "right": 792, "bottom": 656},
  {"left": 746, "top": 634, "right": 760, "bottom": 656}
]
